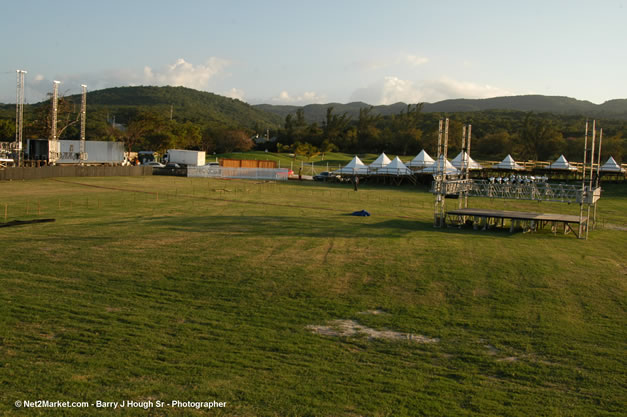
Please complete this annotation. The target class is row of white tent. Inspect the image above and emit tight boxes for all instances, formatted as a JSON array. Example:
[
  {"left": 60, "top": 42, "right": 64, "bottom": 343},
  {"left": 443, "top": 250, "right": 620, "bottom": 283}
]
[
  {"left": 543, "top": 154, "right": 625, "bottom": 173},
  {"left": 334, "top": 151, "right": 625, "bottom": 176}
]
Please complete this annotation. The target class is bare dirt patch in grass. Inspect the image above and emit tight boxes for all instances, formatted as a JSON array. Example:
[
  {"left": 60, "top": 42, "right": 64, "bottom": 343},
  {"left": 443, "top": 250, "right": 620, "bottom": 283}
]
[
  {"left": 603, "top": 223, "right": 627, "bottom": 231},
  {"left": 357, "top": 309, "right": 389, "bottom": 316},
  {"left": 307, "top": 319, "right": 439, "bottom": 343}
]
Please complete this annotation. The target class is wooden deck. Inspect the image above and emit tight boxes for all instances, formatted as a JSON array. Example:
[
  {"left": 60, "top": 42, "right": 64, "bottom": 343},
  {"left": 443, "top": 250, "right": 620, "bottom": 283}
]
[
  {"left": 446, "top": 208, "right": 584, "bottom": 223},
  {"left": 445, "top": 208, "right": 585, "bottom": 237}
]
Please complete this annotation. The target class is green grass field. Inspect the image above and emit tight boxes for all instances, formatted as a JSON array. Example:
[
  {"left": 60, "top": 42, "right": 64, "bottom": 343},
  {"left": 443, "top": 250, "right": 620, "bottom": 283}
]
[{"left": 1, "top": 176, "right": 626, "bottom": 416}]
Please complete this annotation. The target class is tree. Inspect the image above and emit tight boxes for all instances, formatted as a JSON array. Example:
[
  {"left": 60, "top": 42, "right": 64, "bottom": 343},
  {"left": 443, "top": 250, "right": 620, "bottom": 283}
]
[
  {"left": 294, "top": 142, "right": 319, "bottom": 160},
  {"left": 356, "top": 106, "right": 382, "bottom": 152},
  {"left": 27, "top": 94, "right": 80, "bottom": 140},
  {"left": 517, "top": 113, "right": 565, "bottom": 160},
  {"left": 212, "top": 129, "right": 254, "bottom": 153},
  {"left": 322, "top": 107, "right": 351, "bottom": 149},
  {"left": 474, "top": 130, "right": 514, "bottom": 159},
  {"left": 0, "top": 119, "right": 15, "bottom": 141},
  {"left": 390, "top": 104, "right": 423, "bottom": 155}
]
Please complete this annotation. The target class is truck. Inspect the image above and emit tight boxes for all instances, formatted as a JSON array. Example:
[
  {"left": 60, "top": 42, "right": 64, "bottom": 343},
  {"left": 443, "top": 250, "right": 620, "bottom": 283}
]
[{"left": 164, "top": 149, "right": 206, "bottom": 167}]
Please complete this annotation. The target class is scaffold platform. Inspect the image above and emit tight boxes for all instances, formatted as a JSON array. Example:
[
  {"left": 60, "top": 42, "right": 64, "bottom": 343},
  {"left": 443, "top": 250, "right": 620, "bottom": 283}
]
[{"left": 445, "top": 208, "right": 586, "bottom": 236}]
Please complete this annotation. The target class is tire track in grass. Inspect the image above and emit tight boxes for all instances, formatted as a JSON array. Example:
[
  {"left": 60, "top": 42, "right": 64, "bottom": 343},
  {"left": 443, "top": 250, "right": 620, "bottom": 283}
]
[{"left": 323, "top": 237, "right": 335, "bottom": 264}]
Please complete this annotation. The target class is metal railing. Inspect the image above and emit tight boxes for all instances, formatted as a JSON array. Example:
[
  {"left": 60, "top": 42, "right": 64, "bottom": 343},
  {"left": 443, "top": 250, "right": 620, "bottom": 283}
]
[{"left": 431, "top": 179, "right": 601, "bottom": 204}]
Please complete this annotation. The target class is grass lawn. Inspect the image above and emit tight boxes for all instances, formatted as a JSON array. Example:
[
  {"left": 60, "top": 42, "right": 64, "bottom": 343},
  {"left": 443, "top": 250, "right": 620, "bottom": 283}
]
[{"left": 0, "top": 176, "right": 625, "bottom": 416}]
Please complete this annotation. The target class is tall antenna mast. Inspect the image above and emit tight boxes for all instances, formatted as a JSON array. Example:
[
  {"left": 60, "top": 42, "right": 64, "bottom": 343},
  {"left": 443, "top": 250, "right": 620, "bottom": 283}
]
[
  {"left": 15, "top": 70, "right": 27, "bottom": 166},
  {"left": 49, "top": 80, "right": 61, "bottom": 164},
  {"left": 80, "top": 84, "right": 88, "bottom": 162}
]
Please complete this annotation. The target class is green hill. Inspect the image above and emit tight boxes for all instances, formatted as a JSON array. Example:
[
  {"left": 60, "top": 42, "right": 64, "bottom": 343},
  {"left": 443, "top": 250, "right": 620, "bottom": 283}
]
[{"left": 69, "top": 86, "right": 283, "bottom": 128}]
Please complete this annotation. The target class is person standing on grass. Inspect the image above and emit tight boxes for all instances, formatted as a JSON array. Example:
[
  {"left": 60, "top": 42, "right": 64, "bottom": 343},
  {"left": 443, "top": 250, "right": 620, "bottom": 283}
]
[{"left": 354, "top": 175, "right": 359, "bottom": 191}]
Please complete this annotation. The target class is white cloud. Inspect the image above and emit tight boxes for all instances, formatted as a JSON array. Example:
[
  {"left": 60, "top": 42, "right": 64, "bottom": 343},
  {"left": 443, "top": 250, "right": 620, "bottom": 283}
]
[
  {"left": 271, "top": 90, "right": 326, "bottom": 104},
  {"left": 420, "top": 77, "right": 513, "bottom": 102},
  {"left": 142, "top": 57, "right": 229, "bottom": 90},
  {"left": 22, "top": 58, "right": 231, "bottom": 102},
  {"left": 405, "top": 54, "right": 429, "bottom": 66},
  {"left": 223, "top": 87, "right": 245, "bottom": 101},
  {"left": 350, "top": 76, "right": 514, "bottom": 104},
  {"left": 349, "top": 53, "right": 429, "bottom": 72},
  {"left": 348, "top": 58, "right": 390, "bottom": 71}
]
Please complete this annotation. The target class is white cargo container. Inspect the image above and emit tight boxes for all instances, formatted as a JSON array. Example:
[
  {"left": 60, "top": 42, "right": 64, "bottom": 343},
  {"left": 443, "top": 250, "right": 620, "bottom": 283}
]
[
  {"left": 25, "top": 139, "right": 125, "bottom": 164},
  {"left": 165, "top": 149, "right": 206, "bottom": 166},
  {"left": 57, "top": 140, "right": 125, "bottom": 164}
]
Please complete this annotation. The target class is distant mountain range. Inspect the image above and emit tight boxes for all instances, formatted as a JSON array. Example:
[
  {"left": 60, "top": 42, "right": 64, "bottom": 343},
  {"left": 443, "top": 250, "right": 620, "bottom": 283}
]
[
  {"left": 2, "top": 87, "right": 626, "bottom": 130},
  {"left": 255, "top": 95, "right": 627, "bottom": 124}
]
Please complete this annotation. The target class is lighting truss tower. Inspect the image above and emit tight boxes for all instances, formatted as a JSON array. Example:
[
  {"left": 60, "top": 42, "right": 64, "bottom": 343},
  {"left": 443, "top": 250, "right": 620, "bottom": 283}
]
[
  {"left": 458, "top": 124, "right": 472, "bottom": 209},
  {"left": 433, "top": 118, "right": 449, "bottom": 227},
  {"left": 49, "top": 80, "right": 61, "bottom": 164},
  {"left": 80, "top": 84, "right": 88, "bottom": 162},
  {"left": 14, "top": 70, "right": 27, "bottom": 166},
  {"left": 592, "top": 128, "right": 603, "bottom": 230}
]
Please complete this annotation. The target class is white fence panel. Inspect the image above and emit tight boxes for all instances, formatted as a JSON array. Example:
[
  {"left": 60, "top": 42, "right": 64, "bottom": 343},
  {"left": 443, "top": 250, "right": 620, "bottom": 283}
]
[{"left": 188, "top": 166, "right": 289, "bottom": 181}]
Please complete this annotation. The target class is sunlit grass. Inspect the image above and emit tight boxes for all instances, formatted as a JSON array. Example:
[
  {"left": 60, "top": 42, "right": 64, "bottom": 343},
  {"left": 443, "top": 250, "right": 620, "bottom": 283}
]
[{"left": 1, "top": 176, "right": 625, "bottom": 416}]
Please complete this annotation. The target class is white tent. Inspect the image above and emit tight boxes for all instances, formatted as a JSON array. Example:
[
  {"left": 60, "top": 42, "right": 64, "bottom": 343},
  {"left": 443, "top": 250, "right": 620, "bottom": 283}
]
[
  {"left": 334, "top": 156, "right": 369, "bottom": 175},
  {"left": 369, "top": 152, "right": 392, "bottom": 170},
  {"left": 600, "top": 156, "right": 625, "bottom": 173},
  {"left": 421, "top": 155, "right": 459, "bottom": 175},
  {"left": 407, "top": 149, "right": 435, "bottom": 169},
  {"left": 451, "top": 151, "right": 483, "bottom": 170},
  {"left": 493, "top": 154, "right": 525, "bottom": 171},
  {"left": 375, "top": 156, "right": 413, "bottom": 176},
  {"left": 548, "top": 155, "right": 577, "bottom": 171}
]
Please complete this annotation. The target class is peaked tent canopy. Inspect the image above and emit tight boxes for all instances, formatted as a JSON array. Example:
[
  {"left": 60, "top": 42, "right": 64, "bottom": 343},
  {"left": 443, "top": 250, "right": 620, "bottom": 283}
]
[
  {"left": 600, "top": 156, "right": 625, "bottom": 172},
  {"left": 493, "top": 154, "right": 525, "bottom": 171},
  {"left": 376, "top": 156, "right": 413, "bottom": 176},
  {"left": 421, "top": 155, "right": 459, "bottom": 175},
  {"left": 407, "top": 149, "right": 435, "bottom": 169},
  {"left": 452, "top": 151, "right": 483, "bottom": 170},
  {"left": 548, "top": 155, "right": 577, "bottom": 171},
  {"left": 369, "top": 152, "right": 392, "bottom": 169},
  {"left": 333, "top": 156, "right": 369, "bottom": 175}
]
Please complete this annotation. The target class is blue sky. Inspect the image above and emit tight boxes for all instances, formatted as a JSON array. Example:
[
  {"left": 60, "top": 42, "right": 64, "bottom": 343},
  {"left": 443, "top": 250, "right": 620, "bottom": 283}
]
[{"left": 1, "top": 0, "right": 625, "bottom": 105}]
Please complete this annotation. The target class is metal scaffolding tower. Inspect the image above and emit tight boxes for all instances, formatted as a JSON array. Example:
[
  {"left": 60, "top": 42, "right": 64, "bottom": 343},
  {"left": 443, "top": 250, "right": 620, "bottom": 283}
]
[
  {"left": 79, "top": 84, "right": 88, "bottom": 162},
  {"left": 433, "top": 118, "right": 448, "bottom": 227},
  {"left": 49, "top": 80, "right": 61, "bottom": 164},
  {"left": 14, "top": 70, "right": 27, "bottom": 166}
]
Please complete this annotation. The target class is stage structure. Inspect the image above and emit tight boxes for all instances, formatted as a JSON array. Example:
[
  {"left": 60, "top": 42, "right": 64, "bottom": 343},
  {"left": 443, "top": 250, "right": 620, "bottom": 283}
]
[{"left": 432, "top": 120, "right": 602, "bottom": 239}]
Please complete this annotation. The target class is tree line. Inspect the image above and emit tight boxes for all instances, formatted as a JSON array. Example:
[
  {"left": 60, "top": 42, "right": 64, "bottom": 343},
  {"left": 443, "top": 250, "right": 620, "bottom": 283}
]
[
  {"left": 272, "top": 106, "right": 627, "bottom": 163},
  {"left": 1, "top": 96, "right": 626, "bottom": 162}
]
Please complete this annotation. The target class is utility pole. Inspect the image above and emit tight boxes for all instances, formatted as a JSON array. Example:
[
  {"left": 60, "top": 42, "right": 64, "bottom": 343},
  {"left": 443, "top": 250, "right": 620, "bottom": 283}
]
[
  {"left": 15, "top": 70, "right": 27, "bottom": 166},
  {"left": 80, "top": 84, "right": 88, "bottom": 162}
]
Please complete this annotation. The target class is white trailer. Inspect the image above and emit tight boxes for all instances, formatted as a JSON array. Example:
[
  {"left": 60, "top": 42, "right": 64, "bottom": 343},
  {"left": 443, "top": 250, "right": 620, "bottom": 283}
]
[
  {"left": 165, "top": 149, "right": 206, "bottom": 166},
  {"left": 25, "top": 139, "right": 125, "bottom": 164},
  {"left": 57, "top": 140, "right": 125, "bottom": 164}
]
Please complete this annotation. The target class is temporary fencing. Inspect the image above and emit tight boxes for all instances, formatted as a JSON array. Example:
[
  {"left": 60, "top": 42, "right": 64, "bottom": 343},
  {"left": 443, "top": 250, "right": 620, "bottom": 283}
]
[{"left": 188, "top": 166, "right": 289, "bottom": 181}]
